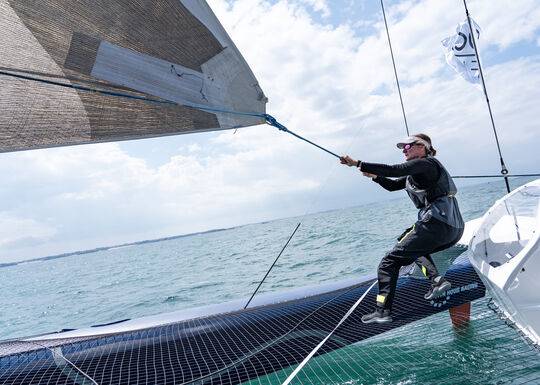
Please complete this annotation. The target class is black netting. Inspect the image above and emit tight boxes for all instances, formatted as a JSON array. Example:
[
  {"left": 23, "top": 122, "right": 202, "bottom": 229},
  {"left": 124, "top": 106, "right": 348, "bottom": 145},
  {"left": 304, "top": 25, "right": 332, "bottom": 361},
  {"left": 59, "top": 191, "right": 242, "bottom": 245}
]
[{"left": 1, "top": 256, "right": 488, "bottom": 385}]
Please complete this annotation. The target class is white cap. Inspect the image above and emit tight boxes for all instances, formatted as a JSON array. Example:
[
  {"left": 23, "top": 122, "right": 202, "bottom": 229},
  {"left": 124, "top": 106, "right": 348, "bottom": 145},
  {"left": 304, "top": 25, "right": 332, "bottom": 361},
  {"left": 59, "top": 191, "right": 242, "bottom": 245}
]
[{"left": 396, "top": 135, "right": 431, "bottom": 150}]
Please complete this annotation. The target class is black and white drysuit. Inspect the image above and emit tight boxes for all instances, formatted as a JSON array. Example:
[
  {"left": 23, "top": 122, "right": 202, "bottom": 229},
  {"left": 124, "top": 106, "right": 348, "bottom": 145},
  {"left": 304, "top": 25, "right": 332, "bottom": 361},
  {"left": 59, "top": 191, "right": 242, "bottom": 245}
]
[{"left": 360, "top": 156, "right": 464, "bottom": 310}]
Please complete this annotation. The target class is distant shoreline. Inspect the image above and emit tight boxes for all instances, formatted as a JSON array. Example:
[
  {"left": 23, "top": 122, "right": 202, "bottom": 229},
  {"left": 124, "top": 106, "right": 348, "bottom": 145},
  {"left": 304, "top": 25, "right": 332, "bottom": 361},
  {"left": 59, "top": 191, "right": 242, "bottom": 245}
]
[
  {"left": 0, "top": 177, "right": 517, "bottom": 268},
  {"left": 0, "top": 226, "right": 233, "bottom": 269}
]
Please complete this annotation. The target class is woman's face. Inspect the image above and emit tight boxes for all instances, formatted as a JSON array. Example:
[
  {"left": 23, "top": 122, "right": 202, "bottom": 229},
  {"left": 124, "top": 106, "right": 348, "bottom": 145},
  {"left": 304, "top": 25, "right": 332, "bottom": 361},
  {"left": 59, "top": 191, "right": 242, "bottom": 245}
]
[{"left": 403, "top": 142, "right": 426, "bottom": 161}]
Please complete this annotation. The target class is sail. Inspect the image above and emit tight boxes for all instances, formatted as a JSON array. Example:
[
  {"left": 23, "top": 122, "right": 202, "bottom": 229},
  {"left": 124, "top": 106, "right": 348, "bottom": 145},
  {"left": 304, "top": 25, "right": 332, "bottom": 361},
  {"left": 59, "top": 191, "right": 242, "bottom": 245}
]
[{"left": 0, "top": 0, "right": 267, "bottom": 152}]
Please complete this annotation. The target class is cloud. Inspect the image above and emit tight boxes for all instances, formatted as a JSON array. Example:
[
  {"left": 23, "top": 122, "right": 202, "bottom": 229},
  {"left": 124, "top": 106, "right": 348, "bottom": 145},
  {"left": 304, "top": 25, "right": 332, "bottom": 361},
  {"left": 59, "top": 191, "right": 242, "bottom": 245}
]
[
  {"left": 1, "top": 0, "right": 539, "bottom": 262},
  {"left": 209, "top": 0, "right": 540, "bottom": 170},
  {"left": 471, "top": 0, "right": 540, "bottom": 50},
  {"left": 0, "top": 212, "right": 56, "bottom": 248},
  {"left": 188, "top": 144, "right": 202, "bottom": 152}
]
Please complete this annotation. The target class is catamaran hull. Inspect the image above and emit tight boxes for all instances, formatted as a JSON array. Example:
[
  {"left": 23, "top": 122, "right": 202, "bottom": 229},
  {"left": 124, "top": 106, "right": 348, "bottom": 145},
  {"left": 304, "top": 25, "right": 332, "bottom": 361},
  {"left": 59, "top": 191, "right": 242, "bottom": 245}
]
[
  {"left": 468, "top": 179, "right": 540, "bottom": 345},
  {"left": 0, "top": 252, "right": 484, "bottom": 385}
]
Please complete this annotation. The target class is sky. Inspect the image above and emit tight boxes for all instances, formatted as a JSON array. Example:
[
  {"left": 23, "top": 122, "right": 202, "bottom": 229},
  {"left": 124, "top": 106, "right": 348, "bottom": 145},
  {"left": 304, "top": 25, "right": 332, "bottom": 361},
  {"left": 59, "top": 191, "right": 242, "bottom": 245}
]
[{"left": 0, "top": 0, "right": 539, "bottom": 263}]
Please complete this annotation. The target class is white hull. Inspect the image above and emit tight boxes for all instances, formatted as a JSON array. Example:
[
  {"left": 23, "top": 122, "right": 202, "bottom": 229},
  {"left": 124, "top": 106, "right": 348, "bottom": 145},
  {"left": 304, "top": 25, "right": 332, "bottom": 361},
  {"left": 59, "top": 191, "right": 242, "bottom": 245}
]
[{"left": 468, "top": 179, "right": 540, "bottom": 345}]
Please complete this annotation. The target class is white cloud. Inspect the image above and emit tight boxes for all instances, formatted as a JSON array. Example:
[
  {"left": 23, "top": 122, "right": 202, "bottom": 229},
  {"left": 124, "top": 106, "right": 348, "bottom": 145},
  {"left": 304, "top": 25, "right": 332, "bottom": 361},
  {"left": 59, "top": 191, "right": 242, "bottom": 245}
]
[
  {"left": 471, "top": 0, "right": 540, "bottom": 50},
  {"left": 1, "top": 0, "right": 539, "bottom": 262},
  {"left": 0, "top": 213, "right": 56, "bottom": 248},
  {"left": 209, "top": 0, "right": 539, "bottom": 165},
  {"left": 188, "top": 144, "right": 202, "bottom": 152},
  {"left": 204, "top": 0, "right": 540, "bottom": 213}
]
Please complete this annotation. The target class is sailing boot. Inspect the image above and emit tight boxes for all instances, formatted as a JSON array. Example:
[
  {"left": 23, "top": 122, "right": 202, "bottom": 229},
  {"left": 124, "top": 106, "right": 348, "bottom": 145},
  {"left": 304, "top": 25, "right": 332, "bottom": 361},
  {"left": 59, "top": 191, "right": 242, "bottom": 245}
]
[
  {"left": 424, "top": 276, "right": 451, "bottom": 300},
  {"left": 361, "top": 308, "right": 392, "bottom": 324}
]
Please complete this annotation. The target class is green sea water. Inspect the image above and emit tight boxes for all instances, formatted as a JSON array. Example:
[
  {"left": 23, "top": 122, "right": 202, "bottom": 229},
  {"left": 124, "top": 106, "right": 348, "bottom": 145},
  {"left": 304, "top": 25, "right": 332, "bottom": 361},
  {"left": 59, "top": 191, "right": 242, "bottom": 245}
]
[{"left": 1, "top": 176, "right": 539, "bottom": 384}]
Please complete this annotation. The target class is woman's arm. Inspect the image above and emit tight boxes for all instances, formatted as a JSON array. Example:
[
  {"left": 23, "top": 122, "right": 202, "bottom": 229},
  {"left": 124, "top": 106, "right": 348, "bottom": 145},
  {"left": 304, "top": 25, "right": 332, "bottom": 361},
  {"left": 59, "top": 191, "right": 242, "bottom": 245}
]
[
  {"left": 340, "top": 156, "right": 437, "bottom": 191},
  {"left": 360, "top": 158, "right": 437, "bottom": 178},
  {"left": 373, "top": 176, "right": 407, "bottom": 191}
]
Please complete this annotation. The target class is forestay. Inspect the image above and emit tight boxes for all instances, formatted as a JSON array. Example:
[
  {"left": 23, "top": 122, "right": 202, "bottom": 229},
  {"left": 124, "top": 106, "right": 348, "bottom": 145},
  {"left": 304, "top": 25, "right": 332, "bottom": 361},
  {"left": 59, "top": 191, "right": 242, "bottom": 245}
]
[{"left": 0, "top": 0, "right": 267, "bottom": 152}]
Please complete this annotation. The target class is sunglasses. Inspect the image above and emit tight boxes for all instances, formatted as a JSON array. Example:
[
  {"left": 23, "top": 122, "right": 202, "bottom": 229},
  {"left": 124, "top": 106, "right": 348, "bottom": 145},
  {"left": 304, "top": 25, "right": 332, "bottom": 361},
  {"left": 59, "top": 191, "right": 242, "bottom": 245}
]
[{"left": 403, "top": 143, "right": 423, "bottom": 150}]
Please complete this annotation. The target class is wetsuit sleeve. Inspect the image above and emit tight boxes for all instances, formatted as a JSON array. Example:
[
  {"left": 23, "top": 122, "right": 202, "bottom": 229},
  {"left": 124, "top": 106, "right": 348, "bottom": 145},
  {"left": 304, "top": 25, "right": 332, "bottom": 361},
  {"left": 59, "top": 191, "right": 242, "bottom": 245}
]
[
  {"left": 360, "top": 158, "right": 436, "bottom": 178},
  {"left": 373, "top": 176, "right": 406, "bottom": 191}
]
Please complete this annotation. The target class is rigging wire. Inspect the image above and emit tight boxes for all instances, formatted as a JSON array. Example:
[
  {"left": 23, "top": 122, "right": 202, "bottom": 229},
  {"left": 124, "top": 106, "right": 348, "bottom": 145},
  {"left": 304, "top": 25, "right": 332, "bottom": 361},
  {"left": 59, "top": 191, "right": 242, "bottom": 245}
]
[
  {"left": 275, "top": 4, "right": 408, "bottom": 381},
  {"left": 244, "top": 222, "right": 301, "bottom": 309},
  {"left": 462, "top": 0, "right": 511, "bottom": 193},
  {"left": 281, "top": 281, "right": 378, "bottom": 385},
  {"left": 26, "top": 341, "right": 99, "bottom": 385},
  {"left": 273, "top": 1, "right": 536, "bottom": 381},
  {"left": 181, "top": 277, "right": 379, "bottom": 385},
  {"left": 2, "top": 70, "right": 533, "bottom": 181},
  {"left": 380, "top": 0, "right": 409, "bottom": 136},
  {"left": 453, "top": 173, "right": 540, "bottom": 179},
  {"left": 379, "top": 0, "right": 516, "bottom": 193}
]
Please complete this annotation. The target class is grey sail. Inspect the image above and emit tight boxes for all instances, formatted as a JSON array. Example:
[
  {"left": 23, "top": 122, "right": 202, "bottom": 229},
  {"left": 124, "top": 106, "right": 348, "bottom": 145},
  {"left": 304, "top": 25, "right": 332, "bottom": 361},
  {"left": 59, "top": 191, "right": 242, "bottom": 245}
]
[{"left": 0, "top": 0, "right": 267, "bottom": 152}]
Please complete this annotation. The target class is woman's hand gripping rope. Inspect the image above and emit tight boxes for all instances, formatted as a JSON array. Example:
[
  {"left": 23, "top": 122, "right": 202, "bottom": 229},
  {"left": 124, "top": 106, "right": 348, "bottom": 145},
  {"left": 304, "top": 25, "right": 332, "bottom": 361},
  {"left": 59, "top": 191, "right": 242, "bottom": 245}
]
[{"left": 340, "top": 155, "right": 377, "bottom": 179}]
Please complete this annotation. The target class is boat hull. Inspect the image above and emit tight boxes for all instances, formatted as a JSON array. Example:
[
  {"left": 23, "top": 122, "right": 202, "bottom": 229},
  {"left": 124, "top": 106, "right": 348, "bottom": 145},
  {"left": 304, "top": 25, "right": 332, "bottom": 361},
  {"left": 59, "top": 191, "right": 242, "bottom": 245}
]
[
  {"left": 0, "top": 251, "right": 484, "bottom": 385},
  {"left": 468, "top": 179, "right": 540, "bottom": 345}
]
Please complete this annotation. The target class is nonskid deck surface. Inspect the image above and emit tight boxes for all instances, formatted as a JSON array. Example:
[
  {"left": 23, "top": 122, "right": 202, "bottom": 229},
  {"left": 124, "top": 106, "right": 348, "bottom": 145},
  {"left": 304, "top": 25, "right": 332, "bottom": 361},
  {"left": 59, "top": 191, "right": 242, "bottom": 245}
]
[
  {"left": 468, "top": 179, "right": 540, "bottom": 346},
  {"left": 0, "top": 251, "right": 484, "bottom": 385}
]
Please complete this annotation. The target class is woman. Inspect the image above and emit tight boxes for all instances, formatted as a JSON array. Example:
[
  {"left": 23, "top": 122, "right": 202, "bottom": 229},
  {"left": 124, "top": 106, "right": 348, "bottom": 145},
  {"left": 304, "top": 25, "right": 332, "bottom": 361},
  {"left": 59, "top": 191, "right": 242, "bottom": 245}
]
[{"left": 340, "top": 134, "right": 464, "bottom": 324}]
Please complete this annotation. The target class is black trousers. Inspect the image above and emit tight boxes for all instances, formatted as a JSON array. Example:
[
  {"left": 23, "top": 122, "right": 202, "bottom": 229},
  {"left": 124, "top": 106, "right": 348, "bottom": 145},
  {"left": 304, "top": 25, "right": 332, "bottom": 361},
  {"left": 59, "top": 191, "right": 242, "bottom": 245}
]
[{"left": 376, "top": 218, "right": 464, "bottom": 310}]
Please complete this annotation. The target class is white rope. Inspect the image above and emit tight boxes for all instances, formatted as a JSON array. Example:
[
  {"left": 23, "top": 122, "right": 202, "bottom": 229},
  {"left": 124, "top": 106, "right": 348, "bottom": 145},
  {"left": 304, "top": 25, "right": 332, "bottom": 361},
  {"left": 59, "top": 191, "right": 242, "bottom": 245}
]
[
  {"left": 281, "top": 280, "right": 377, "bottom": 385},
  {"left": 24, "top": 341, "right": 99, "bottom": 385}
]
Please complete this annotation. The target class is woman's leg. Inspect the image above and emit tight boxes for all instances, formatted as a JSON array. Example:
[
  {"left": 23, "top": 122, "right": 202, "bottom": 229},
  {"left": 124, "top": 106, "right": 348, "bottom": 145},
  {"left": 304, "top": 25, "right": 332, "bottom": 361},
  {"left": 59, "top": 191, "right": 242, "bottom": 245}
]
[
  {"left": 415, "top": 255, "right": 439, "bottom": 281},
  {"left": 373, "top": 221, "right": 457, "bottom": 308}
]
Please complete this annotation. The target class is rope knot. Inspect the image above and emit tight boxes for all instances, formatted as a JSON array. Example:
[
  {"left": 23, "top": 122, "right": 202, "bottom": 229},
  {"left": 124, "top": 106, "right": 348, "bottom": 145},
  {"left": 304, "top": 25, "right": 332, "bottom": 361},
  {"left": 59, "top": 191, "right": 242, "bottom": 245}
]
[{"left": 264, "top": 114, "right": 288, "bottom": 132}]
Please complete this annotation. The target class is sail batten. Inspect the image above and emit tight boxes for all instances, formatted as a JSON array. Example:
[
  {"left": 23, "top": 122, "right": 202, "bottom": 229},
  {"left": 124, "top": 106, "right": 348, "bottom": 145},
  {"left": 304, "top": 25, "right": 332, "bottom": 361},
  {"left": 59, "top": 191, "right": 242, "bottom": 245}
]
[{"left": 0, "top": 0, "right": 267, "bottom": 152}]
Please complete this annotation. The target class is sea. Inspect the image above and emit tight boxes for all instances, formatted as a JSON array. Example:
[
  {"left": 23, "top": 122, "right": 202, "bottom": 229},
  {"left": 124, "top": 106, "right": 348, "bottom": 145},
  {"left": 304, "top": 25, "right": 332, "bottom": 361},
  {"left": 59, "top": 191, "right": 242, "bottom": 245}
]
[{"left": 1, "top": 176, "right": 539, "bottom": 384}]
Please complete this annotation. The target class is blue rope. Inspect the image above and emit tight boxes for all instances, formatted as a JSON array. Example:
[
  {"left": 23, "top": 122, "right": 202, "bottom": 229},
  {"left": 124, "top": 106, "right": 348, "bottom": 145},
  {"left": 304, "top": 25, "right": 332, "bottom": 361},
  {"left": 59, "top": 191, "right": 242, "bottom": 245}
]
[
  {"left": 6, "top": 71, "right": 537, "bottom": 179},
  {"left": 1, "top": 70, "right": 340, "bottom": 159},
  {"left": 264, "top": 115, "right": 340, "bottom": 159},
  {"left": 0, "top": 70, "right": 264, "bottom": 117}
]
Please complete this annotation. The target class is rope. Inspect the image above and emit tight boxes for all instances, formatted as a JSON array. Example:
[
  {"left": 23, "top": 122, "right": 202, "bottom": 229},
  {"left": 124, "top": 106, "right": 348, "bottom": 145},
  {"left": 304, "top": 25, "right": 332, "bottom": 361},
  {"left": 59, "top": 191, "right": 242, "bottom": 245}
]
[
  {"left": 0, "top": 69, "right": 340, "bottom": 159},
  {"left": 25, "top": 341, "right": 99, "bottom": 385},
  {"left": 244, "top": 222, "right": 301, "bottom": 309},
  {"left": 264, "top": 115, "right": 340, "bottom": 158},
  {"left": 1, "top": 67, "right": 346, "bottom": 315},
  {"left": 487, "top": 298, "right": 540, "bottom": 352},
  {"left": 281, "top": 281, "right": 378, "bottom": 385},
  {"left": 453, "top": 174, "right": 540, "bottom": 179},
  {"left": 243, "top": 97, "right": 384, "bottom": 314},
  {"left": 380, "top": 0, "right": 409, "bottom": 136},
  {"left": 462, "top": 0, "right": 511, "bottom": 193},
  {"left": 0, "top": 70, "right": 263, "bottom": 118}
]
